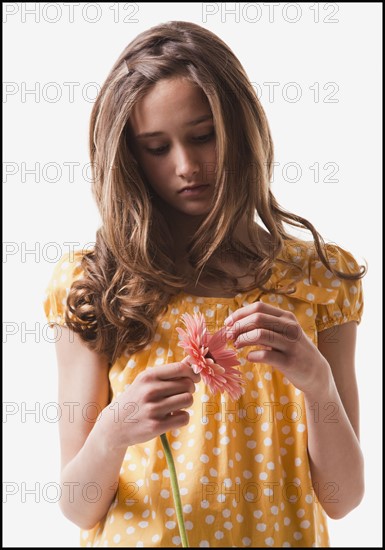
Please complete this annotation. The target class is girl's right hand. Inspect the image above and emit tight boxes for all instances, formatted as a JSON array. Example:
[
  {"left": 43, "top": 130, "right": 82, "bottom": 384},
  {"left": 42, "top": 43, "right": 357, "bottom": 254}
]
[{"left": 101, "top": 362, "right": 201, "bottom": 450}]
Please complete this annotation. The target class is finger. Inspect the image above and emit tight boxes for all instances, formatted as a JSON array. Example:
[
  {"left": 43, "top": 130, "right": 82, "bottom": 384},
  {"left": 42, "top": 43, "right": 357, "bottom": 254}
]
[
  {"left": 235, "top": 327, "right": 287, "bottom": 352},
  {"left": 156, "top": 379, "right": 197, "bottom": 399},
  {"left": 224, "top": 301, "right": 288, "bottom": 326},
  {"left": 157, "top": 392, "right": 194, "bottom": 416},
  {"left": 246, "top": 348, "right": 283, "bottom": 369},
  {"left": 161, "top": 410, "right": 191, "bottom": 431},
  {"left": 225, "top": 312, "right": 287, "bottom": 341},
  {"left": 156, "top": 362, "right": 201, "bottom": 383}
]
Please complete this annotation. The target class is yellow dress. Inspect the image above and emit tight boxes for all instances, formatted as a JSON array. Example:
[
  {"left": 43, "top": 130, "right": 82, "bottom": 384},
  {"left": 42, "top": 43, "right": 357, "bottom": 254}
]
[{"left": 43, "top": 241, "right": 364, "bottom": 548}]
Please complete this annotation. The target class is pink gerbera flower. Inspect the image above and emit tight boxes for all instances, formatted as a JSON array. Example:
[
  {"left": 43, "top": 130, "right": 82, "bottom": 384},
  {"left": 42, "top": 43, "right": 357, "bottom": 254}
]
[{"left": 176, "top": 312, "right": 245, "bottom": 401}]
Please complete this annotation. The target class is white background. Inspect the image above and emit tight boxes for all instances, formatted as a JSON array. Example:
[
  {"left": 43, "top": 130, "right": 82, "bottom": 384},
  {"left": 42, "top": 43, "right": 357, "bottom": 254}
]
[{"left": 3, "top": 2, "right": 382, "bottom": 547}]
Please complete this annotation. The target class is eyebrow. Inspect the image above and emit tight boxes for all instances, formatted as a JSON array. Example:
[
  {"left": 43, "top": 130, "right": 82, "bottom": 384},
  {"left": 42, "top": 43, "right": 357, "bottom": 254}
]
[{"left": 135, "top": 114, "right": 213, "bottom": 139}]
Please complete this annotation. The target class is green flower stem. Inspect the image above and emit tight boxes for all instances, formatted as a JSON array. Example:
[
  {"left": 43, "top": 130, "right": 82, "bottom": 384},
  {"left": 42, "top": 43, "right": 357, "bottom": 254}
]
[{"left": 160, "top": 433, "right": 189, "bottom": 547}]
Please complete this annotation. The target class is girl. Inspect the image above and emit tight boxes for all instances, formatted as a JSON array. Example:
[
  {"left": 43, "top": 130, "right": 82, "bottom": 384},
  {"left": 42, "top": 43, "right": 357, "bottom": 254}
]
[{"left": 44, "top": 21, "right": 366, "bottom": 548}]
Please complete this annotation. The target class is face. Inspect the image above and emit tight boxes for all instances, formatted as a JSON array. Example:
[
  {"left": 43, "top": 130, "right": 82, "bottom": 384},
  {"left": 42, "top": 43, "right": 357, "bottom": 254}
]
[{"left": 129, "top": 77, "right": 217, "bottom": 218}]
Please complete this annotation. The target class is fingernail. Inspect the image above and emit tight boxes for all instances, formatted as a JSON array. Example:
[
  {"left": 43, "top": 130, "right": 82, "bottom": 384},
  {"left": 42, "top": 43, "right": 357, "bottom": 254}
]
[{"left": 224, "top": 315, "right": 233, "bottom": 326}]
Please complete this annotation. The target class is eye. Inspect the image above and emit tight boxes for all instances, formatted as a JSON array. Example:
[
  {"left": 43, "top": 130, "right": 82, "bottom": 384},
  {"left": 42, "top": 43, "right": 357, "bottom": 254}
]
[
  {"left": 193, "top": 130, "right": 215, "bottom": 143},
  {"left": 146, "top": 145, "right": 169, "bottom": 156}
]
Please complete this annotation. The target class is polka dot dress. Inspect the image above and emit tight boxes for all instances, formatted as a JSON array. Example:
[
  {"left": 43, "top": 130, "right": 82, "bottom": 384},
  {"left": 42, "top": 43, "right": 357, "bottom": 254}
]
[{"left": 43, "top": 241, "right": 364, "bottom": 547}]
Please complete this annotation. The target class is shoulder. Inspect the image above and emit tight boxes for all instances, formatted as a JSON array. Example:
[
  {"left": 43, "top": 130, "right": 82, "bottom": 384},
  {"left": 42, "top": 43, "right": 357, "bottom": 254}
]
[
  {"left": 279, "top": 238, "right": 364, "bottom": 278},
  {"left": 276, "top": 238, "right": 366, "bottom": 331}
]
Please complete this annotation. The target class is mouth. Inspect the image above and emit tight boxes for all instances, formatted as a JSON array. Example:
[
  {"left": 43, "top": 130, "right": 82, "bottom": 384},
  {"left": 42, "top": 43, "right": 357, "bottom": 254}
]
[{"left": 178, "top": 184, "right": 210, "bottom": 194}]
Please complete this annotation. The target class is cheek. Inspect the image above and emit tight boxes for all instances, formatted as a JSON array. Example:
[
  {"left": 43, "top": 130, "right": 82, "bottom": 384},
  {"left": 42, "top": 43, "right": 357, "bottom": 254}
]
[{"left": 141, "top": 159, "right": 170, "bottom": 191}]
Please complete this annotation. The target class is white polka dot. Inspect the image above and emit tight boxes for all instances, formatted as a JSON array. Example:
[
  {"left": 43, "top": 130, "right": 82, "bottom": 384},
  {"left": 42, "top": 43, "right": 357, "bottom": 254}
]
[
  {"left": 295, "top": 458, "right": 302, "bottom": 466},
  {"left": 165, "top": 508, "right": 175, "bottom": 516},
  {"left": 306, "top": 293, "right": 315, "bottom": 301},
  {"left": 293, "top": 532, "right": 303, "bottom": 540},
  {"left": 138, "top": 521, "right": 148, "bottom": 528},
  {"left": 200, "top": 454, "right": 209, "bottom": 463},
  {"left": 267, "top": 462, "right": 275, "bottom": 470},
  {"left": 300, "top": 520, "right": 311, "bottom": 529},
  {"left": 283, "top": 517, "right": 291, "bottom": 526},
  {"left": 271, "top": 506, "right": 279, "bottom": 515},
  {"left": 253, "top": 510, "right": 263, "bottom": 519},
  {"left": 172, "top": 536, "right": 181, "bottom": 545},
  {"left": 259, "top": 472, "right": 268, "bottom": 480},
  {"left": 255, "top": 453, "right": 264, "bottom": 462},
  {"left": 242, "top": 538, "right": 251, "bottom": 546},
  {"left": 205, "top": 514, "right": 215, "bottom": 524},
  {"left": 264, "top": 437, "right": 272, "bottom": 446},
  {"left": 215, "top": 531, "right": 224, "bottom": 540},
  {"left": 126, "top": 526, "right": 135, "bottom": 535},
  {"left": 224, "top": 521, "right": 233, "bottom": 530},
  {"left": 256, "top": 523, "right": 266, "bottom": 531},
  {"left": 199, "top": 542, "right": 209, "bottom": 547},
  {"left": 297, "top": 424, "right": 306, "bottom": 432},
  {"left": 220, "top": 436, "right": 230, "bottom": 445},
  {"left": 165, "top": 521, "right": 176, "bottom": 529},
  {"left": 331, "top": 279, "right": 341, "bottom": 287},
  {"left": 296, "top": 509, "right": 305, "bottom": 518},
  {"left": 246, "top": 440, "right": 256, "bottom": 449},
  {"left": 306, "top": 308, "right": 313, "bottom": 317},
  {"left": 160, "top": 489, "right": 170, "bottom": 498}
]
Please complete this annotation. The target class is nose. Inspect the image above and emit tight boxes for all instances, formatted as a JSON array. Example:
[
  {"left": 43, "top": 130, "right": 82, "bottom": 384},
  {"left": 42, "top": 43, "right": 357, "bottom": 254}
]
[{"left": 174, "top": 145, "right": 200, "bottom": 181}]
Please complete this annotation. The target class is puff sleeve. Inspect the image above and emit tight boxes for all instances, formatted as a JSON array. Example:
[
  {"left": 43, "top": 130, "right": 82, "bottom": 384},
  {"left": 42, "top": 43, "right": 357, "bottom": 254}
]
[
  {"left": 43, "top": 251, "right": 85, "bottom": 327},
  {"left": 311, "top": 244, "right": 365, "bottom": 332}
]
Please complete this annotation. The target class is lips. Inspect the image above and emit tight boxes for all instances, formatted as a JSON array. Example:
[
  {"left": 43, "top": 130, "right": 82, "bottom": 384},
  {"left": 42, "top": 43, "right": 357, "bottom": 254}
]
[{"left": 178, "top": 184, "right": 209, "bottom": 193}]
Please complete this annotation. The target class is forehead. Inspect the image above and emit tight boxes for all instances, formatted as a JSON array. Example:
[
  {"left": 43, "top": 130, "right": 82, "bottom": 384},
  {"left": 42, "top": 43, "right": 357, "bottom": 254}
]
[{"left": 130, "top": 77, "right": 211, "bottom": 133}]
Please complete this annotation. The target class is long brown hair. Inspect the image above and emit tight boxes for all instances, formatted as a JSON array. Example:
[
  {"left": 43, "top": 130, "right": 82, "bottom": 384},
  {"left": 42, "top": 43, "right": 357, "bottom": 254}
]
[{"left": 66, "top": 21, "right": 366, "bottom": 364}]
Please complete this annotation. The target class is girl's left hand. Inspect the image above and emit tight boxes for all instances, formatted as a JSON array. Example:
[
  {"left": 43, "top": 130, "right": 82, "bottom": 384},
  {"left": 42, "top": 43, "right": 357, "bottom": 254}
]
[{"left": 224, "top": 301, "right": 330, "bottom": 395}]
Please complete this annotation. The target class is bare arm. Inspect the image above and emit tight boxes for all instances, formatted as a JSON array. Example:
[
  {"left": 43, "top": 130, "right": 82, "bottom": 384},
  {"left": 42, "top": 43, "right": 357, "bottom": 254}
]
[
  {"left": 304, "top": 321, "right": 364, "bottom": 519},
  {"left": 55, "top": 326, "right": 200, "bottom": 530}
]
